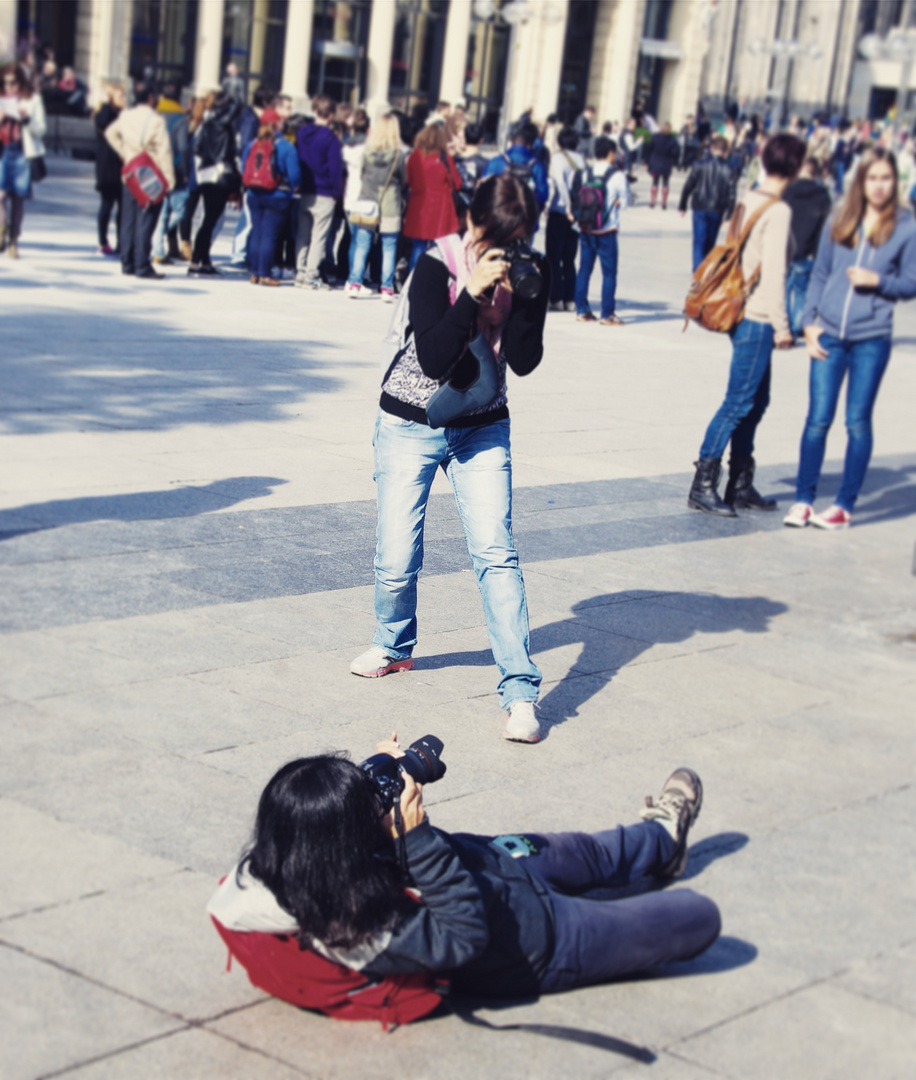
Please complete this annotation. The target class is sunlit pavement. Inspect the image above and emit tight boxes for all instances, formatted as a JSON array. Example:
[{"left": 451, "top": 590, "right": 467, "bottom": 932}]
[{"left": 1, "top": 158, "right": 914, "bottom": 1080}]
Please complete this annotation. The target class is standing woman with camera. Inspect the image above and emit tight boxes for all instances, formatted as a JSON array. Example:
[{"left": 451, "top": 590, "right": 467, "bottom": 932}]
[
  {"left": 0, "top": 63, "right": 46, "bottom": 258},
  {"left": 350, "top": 174, "right": 548, "bottom": 743},
  {"left": 784, "top": 146, "right": 916, "bottom": 529}
]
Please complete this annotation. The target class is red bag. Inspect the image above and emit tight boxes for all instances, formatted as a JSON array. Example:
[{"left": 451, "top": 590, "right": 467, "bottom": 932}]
[
  {"left": 212, "top": 916, "right": 447, "bottom": 1029},
  {"left": 121, "top": 150, "right": 168, "bottom": 208},
  {"left": 242, "top": 136, "right": 280, "bottom": 191}
]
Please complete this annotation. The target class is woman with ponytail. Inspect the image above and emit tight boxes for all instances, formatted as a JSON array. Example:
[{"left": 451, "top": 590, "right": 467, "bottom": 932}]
[{"left": 784, "top": 146, "right": 916, "bottom": 529}]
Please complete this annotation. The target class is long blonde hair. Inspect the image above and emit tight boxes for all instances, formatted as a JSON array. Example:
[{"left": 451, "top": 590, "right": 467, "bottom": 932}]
[
  {"left": 831, "top": 146, "right": 899, "bottom": 248},
  {"left": 367, "top": 114, "right": 401, "bottom": 152}
]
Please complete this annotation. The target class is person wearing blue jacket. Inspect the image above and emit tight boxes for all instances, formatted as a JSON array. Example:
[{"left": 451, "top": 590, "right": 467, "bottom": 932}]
[
  {"left": 784, "top": 146, "right": 916, "bottom": 530},
  {"left": 241, "top": 108, "right": 301, "bottom": 286},
  {"left": 484, "top": 121, "right": 549, "bottom": 210}
]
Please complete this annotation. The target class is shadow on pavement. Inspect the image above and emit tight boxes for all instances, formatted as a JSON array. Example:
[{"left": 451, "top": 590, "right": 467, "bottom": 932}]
[
  {"left": 0, "top": 477, "right": 287, "bottom": 538},
  {"left": 0, "top": 309, "right": 341, "bottom": 433}
]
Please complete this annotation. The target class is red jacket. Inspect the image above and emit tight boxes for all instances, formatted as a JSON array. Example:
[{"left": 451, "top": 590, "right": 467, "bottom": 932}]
[{"left": 403, "top": 149, "right": 462, "bottom": 241}]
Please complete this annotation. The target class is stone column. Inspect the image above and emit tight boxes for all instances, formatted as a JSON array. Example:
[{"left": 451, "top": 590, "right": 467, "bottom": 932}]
[
  {"left": 365, "top": 0, "right": 396, "bottom": 117},
  {"left": 281, "top": 0, "right": 313, "bottom": 108},
  {"left": 440, "top": 0, "right": 472, "bottom": 105},
  {"left": 532, "top": 1, "right": 569, "bottom": 122},
  {"left": 194, "top": 0, "right": 225, "bottom": 95},
  {"left": 0, "top": 0, "right": 17, "bottom": 63},
  {"left": 591, "top": 0, "right": 645, "bottom": 126}
]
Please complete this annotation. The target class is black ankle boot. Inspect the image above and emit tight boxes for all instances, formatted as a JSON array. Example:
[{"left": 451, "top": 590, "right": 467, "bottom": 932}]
[
  {"left": 688, "top": 458, "right": 737, "bottom": 516},
  {"left": 724, "top": 455, "right": 777, "bottom": 511}
]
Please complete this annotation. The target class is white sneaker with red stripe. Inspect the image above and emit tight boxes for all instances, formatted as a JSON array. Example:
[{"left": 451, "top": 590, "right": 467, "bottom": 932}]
[
  {"left": 503, "top": 701, "right": 541, "bottom": 743},
  {"left": 350, "top": 646, "right": 413, "bottom": 677},
  {"left": 783, "top": 502, "right": 813, "bottom": 528},
  {"left": 810, "top": 505, "right": 852, "bottom": 530}
]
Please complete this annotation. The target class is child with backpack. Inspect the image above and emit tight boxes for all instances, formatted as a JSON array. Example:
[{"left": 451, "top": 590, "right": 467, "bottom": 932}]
[
  {"left": 241, "top": 108, "right": 301, "bottom": 286},
  {"left": 686, "top": 134, "right": 806, "bottom": 516},
  {"left": 572, "top": 136, "right": 629, "bottom": 325},
  {"left": 208, "top": 739, "right": 720, "bottom": 1026}
]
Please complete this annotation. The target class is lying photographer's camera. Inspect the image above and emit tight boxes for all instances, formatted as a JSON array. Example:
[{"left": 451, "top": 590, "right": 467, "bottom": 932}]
[
  {"left": 502, "top": 239, "right": 543, "bottom": 301},
  {"left": 360, "top": 735, "right": 447, "bottom": 814}
]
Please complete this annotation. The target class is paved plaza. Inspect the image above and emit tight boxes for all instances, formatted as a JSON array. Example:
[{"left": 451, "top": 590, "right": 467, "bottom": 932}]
[{"left": 1, "top": 160, "right": 915, "bottom": 1079}]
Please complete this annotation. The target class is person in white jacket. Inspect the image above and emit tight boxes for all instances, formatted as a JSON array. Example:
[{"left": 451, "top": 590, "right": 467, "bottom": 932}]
[{"left": 0, "top": 62, "right": 46, "bottom": 258}]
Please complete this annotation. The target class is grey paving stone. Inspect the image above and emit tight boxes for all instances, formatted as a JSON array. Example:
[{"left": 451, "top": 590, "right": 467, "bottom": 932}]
[
  {"left": 0, "top": 944, "right": 181, "bottom": 1080},
  {"left": 836, "top": 940, "right": 916, "bottom": 1018}
]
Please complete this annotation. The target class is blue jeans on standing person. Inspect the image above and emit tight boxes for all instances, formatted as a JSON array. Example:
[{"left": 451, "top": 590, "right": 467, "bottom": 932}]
[
  {"left": 785, "top": 257, "right": 814, "bottom": 340},
  {"left": 795, "top": 334, "right": 892, "bottom": 512},
  {"left": 691, "top": 210, "right": 723, "bottom": 272},
  {"left": 151, "top": 187, "right": 189, "bottom": 258},
  {"left": 521, "top": 821, "right": 720, "bottom": 991},
  {"left": 349, "top": 226, "right": 398, "bottom": 291},
  {"left": 248, "top": 192, "right": 289, "bottom": 279},
  {"left": 372, "top": 412, "right": 541, "bottom": 709},
  {"left": 575, "top": 231, "right": 618, "bottom": 320},
  {"left": 408, "top": 237, "right": 434, "bottom": 272},
  {"left": 699, "top": 319, "right": 774, "bottom": 461}
]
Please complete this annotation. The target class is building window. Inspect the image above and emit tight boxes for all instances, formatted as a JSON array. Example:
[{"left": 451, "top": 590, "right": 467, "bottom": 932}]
[
  {"left": 16, "top": 0, "right": 78, "bottom": 68},
  {"left": 464, "top": 2, "right": 509, "bottom": 143},
  {"left": 557, "top": 0, "right": 598, "bottom": 123},
  {"left": 634, "top": 0, "right": 672, "bottom": 119},
  {"left": 308, "top": 0, "right": 372, "bottom": 106},
  {"left": 129, "top": 0, "right": 199, "bottom": 89},
  {"left": 389, "top": 0, "right": 449, "bottom": 121},
  {"left": 222, "top": 0, "right": 288, "bottom": 100}
]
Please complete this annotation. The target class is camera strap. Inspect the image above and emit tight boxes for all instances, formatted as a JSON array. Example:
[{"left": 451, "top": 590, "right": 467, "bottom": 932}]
[
  {"left": 392, "top": 801, "right": 410, "bottom": 882},
  {"left": 449, "top": 1001, "right": 655, "bottom": 1063}
]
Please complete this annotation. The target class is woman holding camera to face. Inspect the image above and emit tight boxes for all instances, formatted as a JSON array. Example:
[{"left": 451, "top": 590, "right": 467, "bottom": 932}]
[
  {"left": 208, "top": 739, "right": 719, "bottom": 1010},
  {"left": 783, "top": 146, "right": 916, "bottom": 529},
  {"left": 350, "top": 174, "right": 549, "bottom": 743}
]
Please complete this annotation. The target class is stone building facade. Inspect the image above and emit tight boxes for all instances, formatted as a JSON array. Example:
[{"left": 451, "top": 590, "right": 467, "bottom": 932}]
[{"left": 2, "top": 0, "right": 912, "bottom": 138}]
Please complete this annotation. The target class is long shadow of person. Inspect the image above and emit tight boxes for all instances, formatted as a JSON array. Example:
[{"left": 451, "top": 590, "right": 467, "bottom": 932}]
[{"left": 535, "top": 591, "right": 787, "bottom": 732}]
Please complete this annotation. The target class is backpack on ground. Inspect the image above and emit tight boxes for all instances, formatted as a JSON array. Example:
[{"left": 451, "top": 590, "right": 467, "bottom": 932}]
[
  {"left": 682, "top": 197, "right": 777, "bottom": 333},
  {"left": 572, "top": 166, "right": 606, "bottom": 233},
  {"left": 242, "top": 135, "right": 279, "bottom": 191},
  {"left": 213, "top": 916, "right": 446, "bottom": 1029}
]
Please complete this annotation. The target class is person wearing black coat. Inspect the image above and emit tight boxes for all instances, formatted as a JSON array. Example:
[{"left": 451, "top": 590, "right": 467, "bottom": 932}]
[
  {"left": 188, "top": 91, "right": 242, "bottom": 275},
  {"left": 94, "top": 84, "right": 125, "bottom": 254},
  {"left": 646, "top": 122, "right": 680, "bottom": 209},
  {"left": 783, "top": 158, "right": 833, "bottom": 340}
]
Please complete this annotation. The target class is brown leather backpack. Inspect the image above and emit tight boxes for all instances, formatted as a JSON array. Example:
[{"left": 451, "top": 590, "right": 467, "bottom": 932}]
[{"left": 683, "top": 197, "right": 778, "bottom": 333}]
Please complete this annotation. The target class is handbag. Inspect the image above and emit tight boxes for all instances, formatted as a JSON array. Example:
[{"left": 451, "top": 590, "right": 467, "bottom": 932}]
[
  {"left": 425, "top": 331, "right": 500, "bottom": 429},
  {"left": 29, "top": 155, "right": 47, "bottom": 183},
  {"left": 122, "top": 115, "right": 167, "bottom": 208},
  {"left": 349, "top": 153, "right": 400, "bottom": 230}
]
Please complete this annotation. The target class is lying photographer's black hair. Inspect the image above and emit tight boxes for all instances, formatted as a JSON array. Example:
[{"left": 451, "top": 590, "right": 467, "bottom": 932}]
[
  {"left": 469, "top": 173, "right": 538, "bottom": 249},
  {"left": 241, "top": 755, "right": 415, "bottom": 951}
]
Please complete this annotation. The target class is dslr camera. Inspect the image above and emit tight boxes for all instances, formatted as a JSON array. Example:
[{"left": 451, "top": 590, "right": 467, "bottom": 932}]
[
  {"left": 359, "top": 735, "right": 447, "bottom": 814},
  {"left": 501, "top": 239, "right": 543, "bottom": 301}
]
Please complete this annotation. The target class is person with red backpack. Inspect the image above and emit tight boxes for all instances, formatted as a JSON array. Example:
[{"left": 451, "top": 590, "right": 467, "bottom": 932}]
[
  {"left": 208, "top": 741, "right": 720, "bottom": 1025},
  {"left": 241, "top": 108, "right": 301, "bottom": 286},
  {"left": 572, "top": 136, "right": 629, "bottom": 326}
]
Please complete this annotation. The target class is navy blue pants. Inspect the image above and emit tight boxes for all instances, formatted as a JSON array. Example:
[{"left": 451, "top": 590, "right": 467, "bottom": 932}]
[
  {"left": 519, "top": 821, "right": 721, "bottom": 991},
  {"left": 691, "top": 210, "right": 723, "bottom": 272},
  {"left": 248, "top": 191, "right": 289, "bottom": 279}
]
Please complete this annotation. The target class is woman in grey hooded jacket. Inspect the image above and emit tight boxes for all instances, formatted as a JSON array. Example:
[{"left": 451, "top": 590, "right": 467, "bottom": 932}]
[
  {"left": 347, "top": 114, "right": 407, "bottom": 300},
  {"left": 785, "top": 146, "right": 916, "bottom": 529}
]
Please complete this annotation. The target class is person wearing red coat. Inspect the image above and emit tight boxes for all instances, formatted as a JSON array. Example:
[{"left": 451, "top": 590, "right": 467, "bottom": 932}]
[{"left": 403, "top": 121, "right": 462, "bottom": 270}]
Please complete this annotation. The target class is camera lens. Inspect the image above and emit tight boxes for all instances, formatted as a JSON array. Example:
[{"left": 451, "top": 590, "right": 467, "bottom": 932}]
[{"left": 400, "top": 735, "right": 447, "bottom": 785}]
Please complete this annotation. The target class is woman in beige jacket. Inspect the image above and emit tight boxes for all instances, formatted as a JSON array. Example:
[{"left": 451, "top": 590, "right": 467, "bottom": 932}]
[{"left": 687, "top": 133, "right": 807, "bottom": 517}]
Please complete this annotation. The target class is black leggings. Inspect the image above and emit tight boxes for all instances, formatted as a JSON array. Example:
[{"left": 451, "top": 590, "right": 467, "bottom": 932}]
[
  {"left": 98, "top": 185, "right": 121, "bottom": 248},
  {"left": 191, "top": 184, "right": 229, "bottom": 265}
]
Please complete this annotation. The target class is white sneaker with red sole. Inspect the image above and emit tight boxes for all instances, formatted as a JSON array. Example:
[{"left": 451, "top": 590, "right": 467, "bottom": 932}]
[
  {"left": 350, "top": 646, "right": 413, "bottom": 677},
  {"left": 810, "top": 505, "right": 852, "bottom": 530},
  {"left": 783, "top": 502, "right": 813, "bottom": 528},
  {"left": 504, "top": 701, "right": 541, "bottom": 743}
]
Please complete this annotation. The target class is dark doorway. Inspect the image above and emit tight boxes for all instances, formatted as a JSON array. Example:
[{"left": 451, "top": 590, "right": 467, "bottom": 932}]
[{"left": 557, "top": 0, "right": 598, "bottom": 124}]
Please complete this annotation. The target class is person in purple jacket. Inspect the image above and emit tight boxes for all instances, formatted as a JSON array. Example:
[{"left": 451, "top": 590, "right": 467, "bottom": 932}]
[
  {"left": 784, "top": 146, "right": 916, "bottom": 530},
  {"left": 295, "top": 95, "right": 343, "bottom": 290}
]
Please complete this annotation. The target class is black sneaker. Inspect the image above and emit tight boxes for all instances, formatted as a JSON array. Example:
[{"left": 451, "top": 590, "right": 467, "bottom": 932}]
[{"left": 640, "top": 767, "right": 703, "bottom": 879}]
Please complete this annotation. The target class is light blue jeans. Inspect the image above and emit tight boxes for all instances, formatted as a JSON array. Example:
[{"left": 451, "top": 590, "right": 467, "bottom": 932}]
[
  {"left": 151, "top": 188, "right": 189, "bottom": 258},
  {"left": 348, "top": 226, "right": 398, "bottom": 290},
  {"left": 372, "top": 411, "right": 541, "bottom": 708}
]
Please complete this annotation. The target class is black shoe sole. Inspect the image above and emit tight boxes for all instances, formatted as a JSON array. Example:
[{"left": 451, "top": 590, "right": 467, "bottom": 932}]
[{"left": 687, "top": 497, "right": 737, "bottom": 517}]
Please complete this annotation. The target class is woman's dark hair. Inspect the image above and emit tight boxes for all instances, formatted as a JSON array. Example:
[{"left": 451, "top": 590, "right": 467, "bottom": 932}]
[
  {"left": 557, "top": 125, "right": 578, "bottom": 151},
  {"left": 243, "top": 755, "right": 414, "bottom": 950},
  {"left": 761, "top": 133, "right": 806, "bottom": 179},
  {"left": 593, "top": 135, "right": 614, "bottom": 160},
  {"left": 469, "top": 173, "right": 538, "bottom": 246},
  {"left": 464, "top": 121, "right": 483, "bottom": 146},
  {"left": 0, "top": 63, "right": 30, "bottom": 97}
]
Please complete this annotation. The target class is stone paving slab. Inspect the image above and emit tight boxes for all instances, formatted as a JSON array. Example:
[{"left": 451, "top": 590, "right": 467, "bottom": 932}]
[{"left": 0, "top": 158, "right": 914, "bottom": 1079}]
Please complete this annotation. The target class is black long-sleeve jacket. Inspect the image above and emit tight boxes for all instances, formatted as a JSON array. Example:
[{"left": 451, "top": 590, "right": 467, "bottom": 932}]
[
  {"left": 380, "top": 250, "right": 549, "bottom": 427},
  {"left": 362, "top": 821, "right": 555, "bottom": 996},
  {"left": 678, "top": 155, "right": 736, "bottom": 217}
]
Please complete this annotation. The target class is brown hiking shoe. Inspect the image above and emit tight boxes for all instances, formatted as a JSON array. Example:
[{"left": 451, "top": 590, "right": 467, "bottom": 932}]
[{"left": 640, "top": 767, "right": 703, "bottom": 879}]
